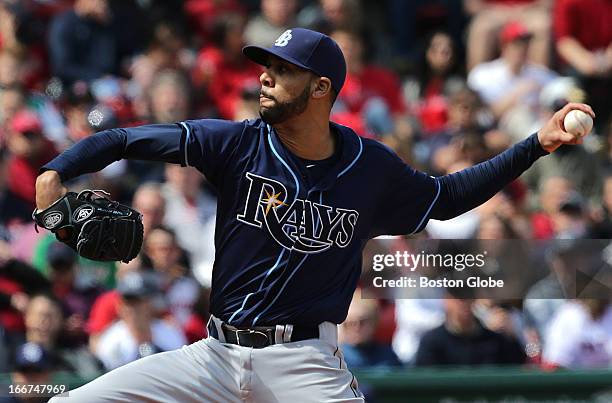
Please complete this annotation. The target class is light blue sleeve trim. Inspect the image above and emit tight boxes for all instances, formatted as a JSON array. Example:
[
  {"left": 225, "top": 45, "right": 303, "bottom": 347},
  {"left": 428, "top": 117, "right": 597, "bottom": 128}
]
[
  {"left": 179, "top": 122, "right": 191, "bottom": 166},
  {"left": 410, "top": 178, "right": 441, "bottom": 235}
]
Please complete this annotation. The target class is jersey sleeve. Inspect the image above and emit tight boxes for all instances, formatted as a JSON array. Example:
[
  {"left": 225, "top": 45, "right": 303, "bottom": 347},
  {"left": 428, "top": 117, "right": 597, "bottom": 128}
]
[
  {"left": 43, "top": 123, "right": 184, "bottom": 181},
  {"left": 43, "top": 119, "right": 246, "bottom": 188},
  {"left": 179, "top": 119, "right": 246, "bottom": 188},
  {"left": 371, "top": 150, "right": 439, "bottom": 236}
]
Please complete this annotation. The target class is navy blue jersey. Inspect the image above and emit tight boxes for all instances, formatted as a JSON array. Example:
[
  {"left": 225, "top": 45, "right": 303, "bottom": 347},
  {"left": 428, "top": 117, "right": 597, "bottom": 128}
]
[
  {"left": 193, "top": 119, "right": 438, "bottom": 327},
  {"left": 43, "top": 118, "right": 548, "bottom": 326}
]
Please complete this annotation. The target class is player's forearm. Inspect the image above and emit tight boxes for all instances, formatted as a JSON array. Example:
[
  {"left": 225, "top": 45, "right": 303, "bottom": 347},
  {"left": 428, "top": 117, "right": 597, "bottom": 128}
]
[{"left": 430, "top": 133, "right": 548, "bottom": 220}]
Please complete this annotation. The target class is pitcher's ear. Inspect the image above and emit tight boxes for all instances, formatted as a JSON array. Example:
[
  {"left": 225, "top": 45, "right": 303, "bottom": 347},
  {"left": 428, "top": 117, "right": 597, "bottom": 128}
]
[{"left": 312, "top": 77, "right": 332, "bottom": 99}]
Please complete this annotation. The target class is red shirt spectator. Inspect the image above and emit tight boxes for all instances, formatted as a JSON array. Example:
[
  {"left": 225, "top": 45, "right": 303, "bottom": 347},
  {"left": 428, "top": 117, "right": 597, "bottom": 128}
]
[
  {"left": 86, "top": 290, "right": 120, "bottom": 335},
  {"left": 554, "top": 0, "right": 612, "bottom": 52},
  {"left": 340, "top": 66, "right": 406, "bottom": 116},
  {"left": 193, "top": 13, "right": 262, "bottom": 120},
  {"left": 6, "top": 110, "right": 57, "bottom": 208},
  {"left": 195, "top": 46, "right": 261, "bottom": 120},
  {"left": 184, "top": 0, "right": 246, "bottom": 42}
]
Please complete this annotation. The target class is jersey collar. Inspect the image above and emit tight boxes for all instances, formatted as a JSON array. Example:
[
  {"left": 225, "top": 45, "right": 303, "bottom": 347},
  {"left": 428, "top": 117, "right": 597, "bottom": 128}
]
[{"left": 265, "top": 121, "right": 363, "bottom": 192}]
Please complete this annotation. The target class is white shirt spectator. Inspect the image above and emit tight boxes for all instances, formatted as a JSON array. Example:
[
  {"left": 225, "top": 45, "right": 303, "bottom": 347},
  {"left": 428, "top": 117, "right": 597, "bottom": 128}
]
[
  {"left": 468, "top": 59, "right": 556, "bottom": 109},
  {"left": 392, "top": 298, "right": 445, "bottom": 364},
  {"left": 543, "top": 301, "right": 612, "bottom": 369},
  {"left": 161, "top": 183, "right": 216, "bottom": 285},
  {"left": 95, "top": 319, "right": 187, "bottom": 370},
  {"left": 426, "top": 211, "right": 480, "bottom": 239},
  {"left": 166, "top": 276, "right": 201, "bottom": 326}
]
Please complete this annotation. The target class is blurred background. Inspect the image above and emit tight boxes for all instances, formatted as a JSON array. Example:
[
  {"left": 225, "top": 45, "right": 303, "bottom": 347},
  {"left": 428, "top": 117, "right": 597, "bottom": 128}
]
[{"left": 0, "top": 0, "right": 610, "bottom": 402}]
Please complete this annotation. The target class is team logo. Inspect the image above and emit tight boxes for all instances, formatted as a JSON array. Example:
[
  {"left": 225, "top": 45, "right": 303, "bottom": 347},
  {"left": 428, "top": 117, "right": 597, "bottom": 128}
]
[
  {"left": 274, "top": 30, "right": 292, "bottom": 47},
  {"left": 43, "top": 212, "right": 63, "bottom": 229},
  {"left": 237, "top": 173, "right": 359, "bottom": 254},
  {"left": 73, "top": 205, "right": 95, "bottom": 222}
]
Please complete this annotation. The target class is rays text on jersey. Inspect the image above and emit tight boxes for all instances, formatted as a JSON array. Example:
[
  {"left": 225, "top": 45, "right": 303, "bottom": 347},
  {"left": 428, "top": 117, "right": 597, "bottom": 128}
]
[{"left": 237, "top": 172, "right": 359, "bottom": 253}]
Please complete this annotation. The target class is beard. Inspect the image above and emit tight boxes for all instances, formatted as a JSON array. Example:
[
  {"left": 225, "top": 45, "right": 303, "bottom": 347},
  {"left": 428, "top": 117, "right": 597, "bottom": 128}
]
[{"left": 259, "top": 84, "right": 311, "bottom": 125}]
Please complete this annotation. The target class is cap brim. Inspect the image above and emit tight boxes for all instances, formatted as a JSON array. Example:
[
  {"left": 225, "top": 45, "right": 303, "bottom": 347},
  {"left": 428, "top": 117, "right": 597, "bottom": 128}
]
[{"left": 243, "top": 45, "right": 316, "bottom": 75}]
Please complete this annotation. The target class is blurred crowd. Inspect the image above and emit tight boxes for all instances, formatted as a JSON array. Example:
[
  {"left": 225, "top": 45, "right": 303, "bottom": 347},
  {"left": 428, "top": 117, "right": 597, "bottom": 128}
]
[{"left": 0, "top": 0, "right": 611, "bottom": 394}]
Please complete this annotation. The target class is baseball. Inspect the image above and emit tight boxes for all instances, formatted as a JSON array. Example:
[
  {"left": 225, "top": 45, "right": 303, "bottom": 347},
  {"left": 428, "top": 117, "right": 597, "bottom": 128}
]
[{"left": 563, "top": 109, "right": 593, "bottom": 138}]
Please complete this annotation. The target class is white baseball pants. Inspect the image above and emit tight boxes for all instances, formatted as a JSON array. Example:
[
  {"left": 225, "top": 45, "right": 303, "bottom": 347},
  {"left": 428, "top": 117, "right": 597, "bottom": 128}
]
[{"left": 49, "top": 320, "right": 364, "bottom": 402}]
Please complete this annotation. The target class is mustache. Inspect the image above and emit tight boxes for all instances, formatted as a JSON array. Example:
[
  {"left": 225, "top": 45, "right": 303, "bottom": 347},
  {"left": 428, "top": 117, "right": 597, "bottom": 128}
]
[{"left": 259, "top": 91, "right": 276, "bottom": 101}]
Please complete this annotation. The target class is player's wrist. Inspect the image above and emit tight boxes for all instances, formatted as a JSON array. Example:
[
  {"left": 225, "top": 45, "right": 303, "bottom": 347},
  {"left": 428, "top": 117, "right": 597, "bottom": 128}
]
[{"left": 35, "top": 170, "right": 67, "bottom": 211}]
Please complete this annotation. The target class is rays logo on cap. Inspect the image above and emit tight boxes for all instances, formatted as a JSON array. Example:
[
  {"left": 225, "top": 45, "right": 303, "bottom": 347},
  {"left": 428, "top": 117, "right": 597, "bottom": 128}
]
[{"left": 274, "top": 30, "right": 292, "bottom": 47}]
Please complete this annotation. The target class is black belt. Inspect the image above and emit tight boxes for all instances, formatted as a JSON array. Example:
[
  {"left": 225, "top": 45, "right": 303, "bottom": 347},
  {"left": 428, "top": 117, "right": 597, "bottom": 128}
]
[{"left": 207, "top": 320, "right": 319, "bottom": 348}]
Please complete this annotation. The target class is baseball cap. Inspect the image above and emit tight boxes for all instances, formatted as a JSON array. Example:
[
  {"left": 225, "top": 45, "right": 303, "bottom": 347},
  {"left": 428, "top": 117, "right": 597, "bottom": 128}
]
[
  {"left": 10, "top": 109, "right": 42, "bottom": 134},
  {"left": 243, "top": 28, "right": 347, "bottom": 94},
  {"left": 14, "top": 342, "right": 52, "bottom": 372},
  {"left": 117, "top": 271, "right": 159, "bottom": 299},
  {"left": 500, "top": 21, "right": 532, "bottom": 46}
]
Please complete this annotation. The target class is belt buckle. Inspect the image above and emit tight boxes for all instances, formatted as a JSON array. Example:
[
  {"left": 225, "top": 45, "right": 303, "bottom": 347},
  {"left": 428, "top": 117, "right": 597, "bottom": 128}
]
[{"left": 235, "top": 329, "right": 269, "bottom": 348}]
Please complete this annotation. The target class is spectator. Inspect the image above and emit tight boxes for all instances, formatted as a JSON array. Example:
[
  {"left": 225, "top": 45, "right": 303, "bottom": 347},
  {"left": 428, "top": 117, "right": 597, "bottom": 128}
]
[
  {"left": 244, "top": 0, "right": 298, "bottom": 48},
  {"left": 591, "top": 174, "right": 612, "bottom": 238},
  {"left": 496, "top": 75, "right": 584, "bottom": 143},
  {"left": 129, "top": 69, "right": 193, "bottom": 183},
  {"left": 5, "top": 110, "right": 57, "bottom": 213},
  {"left": 4, "top": 342, "right": 54, "bottom": 403},
  {"left": 0, "top": 2, "right": 48, "bottom": 91},
  {"left": 142, "top": 226, "right": 201, "bottom": 327},
  {"left": 418, "top": 88, "right": 484, "bottom": 170},
  {"left": 392, "top": 298, "right": 445, "bottom": 364},
  {"left": 132, "top": 183, "right": 166, "bottom": 237},
  {"left": 331, "top": 29, "right": 407, "bottom": 137},
  {"left": 147, "top": 69, "right": 191, "bottom": 125},
  {"left": 48, "top": 0, "right": 118, "bottom": 84},
  {"left": 183, "top": 0, "right": 246, "bottom": 43},
  {"left": 193, "top": 13, "right": 262, "bottom": 120},
  {"left": 31, "top": 232, "right": 117, "bottom": 291},
  {"left": 552, "top": 191, "right": 590, "bottom": 239},
  {"left": 403, "top": 31, "right": 465, "bottom": 135},
  {"left": 553, "top": 0, "right": 612, "bottom": 129},
  {"left": 94, "top": 271, "right": 186, "bottom": 370},
  {"left": 298, "top": 0, "right": 364, "bottom": 33},
  {"left": 339, "top": 292, "right": 402, "bottom": 369},
  {"left": 128, "top": 20, "right": 192, "bottom": 118},
  {"left": 0, "top": 149, "right": 32, "bottom": 227},
  {"left": 415, "top": 292, "right": 526, "bottom": 366},
  {"left": 0, "top": 85, "right": 26, "bottom": 139},
  {"left": 45, "top": 242, "right": 102, "bottom": 347},
  {"left": 472, "top": 299, "right": 527, "bottom": 345},
  {"left": 543, "top": 299, "right": 612, "bottom": 369},
  {"left": 22, "top": 294, "right": 103, "bottom": 378},
  {"left": 465, "top": 0, "right": 552, "bottom": 70},
  {"left": 162, "top": 164, "right": 216, "bottom": 286},
  {"left": 529, "top": 176, "right": 573, "bottom": 239},
  {"left": 524, "top": 241, "right": 582, "bottom": 339},
  {"left": 86, "top": 258, "right": 145, "bottom": 350},
  {"left": 233, "top": 84, "right": 262, "bottom": 121},
  {"left": 182, "top": 287, "right": 210, "bottom": 344},
  {"left": 0, "top": 256, "right": 50, "bottom": 334},
  {"left": 0, "top": 51, "right": 24, "bottom": 88},
  {"left": 61, "top": 82, "right": 96, "bottom": 145},
  {"left": 468, "top": 21, "right": 556, "bottom": 120}
]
